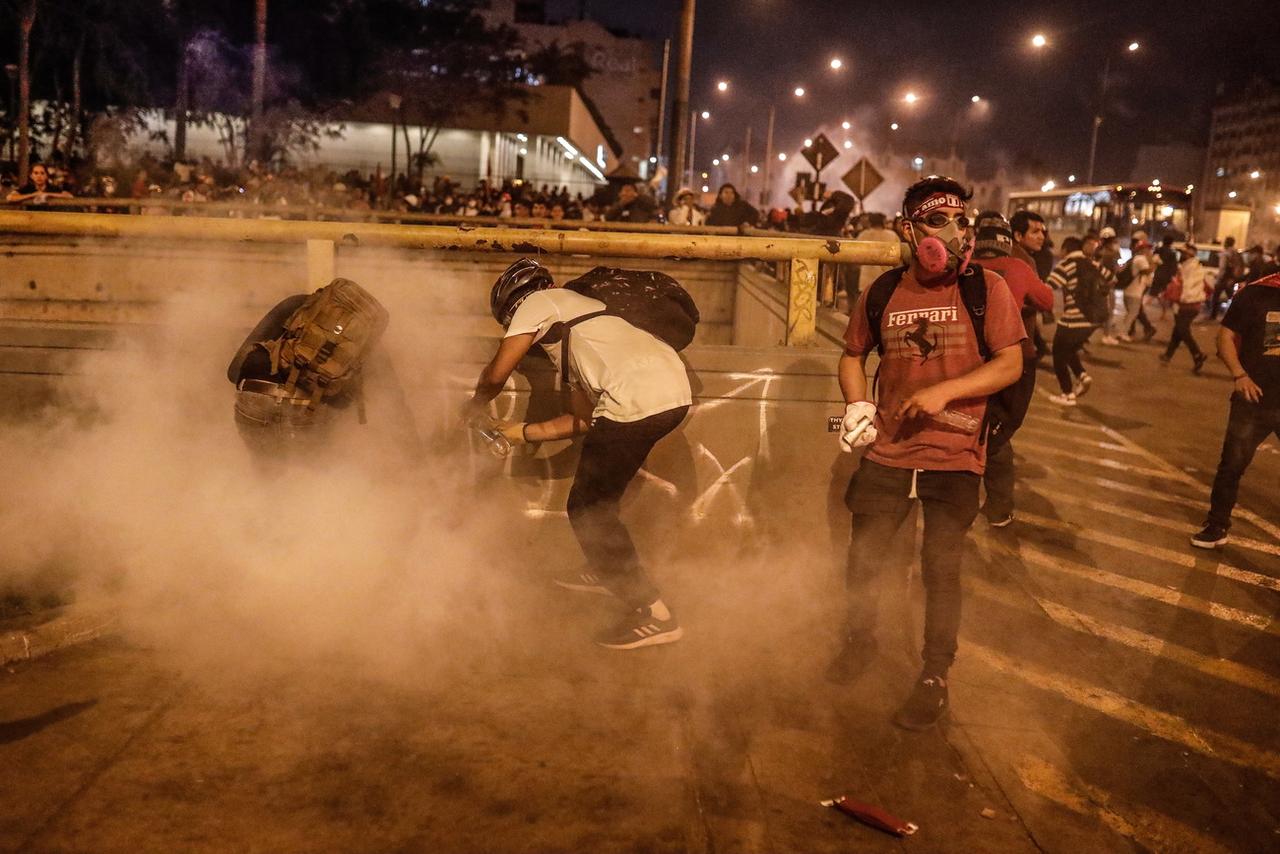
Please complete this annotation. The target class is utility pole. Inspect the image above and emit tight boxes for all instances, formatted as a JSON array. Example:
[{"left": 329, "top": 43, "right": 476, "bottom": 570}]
[
  {"left": 667, "top": 0, "right": 695, "bottom": 206},
  {"left": 743, "top": 125, "right": 752, "bottom": 195},
  {"left": 250, "top": 0, "right": 268, "bottom": 164},
  {"left": 655, "top": 38, "right": 670, "bottom": 187},
  {"left": 1086, "top": 55, "right": 1111, "bottom": 185},
  {"left": 760, "top": 103, "right": 775, "bottom": 207},
  {"left": 686, "top": 108, "right": 696, "bottom": 190}
]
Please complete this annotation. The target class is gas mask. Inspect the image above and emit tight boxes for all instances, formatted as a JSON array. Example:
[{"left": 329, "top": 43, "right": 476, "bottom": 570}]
[{"left": 904, "top": 193, "right": 975, "bottom": 283}]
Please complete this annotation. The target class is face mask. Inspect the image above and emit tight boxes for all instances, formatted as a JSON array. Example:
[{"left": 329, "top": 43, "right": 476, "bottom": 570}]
[{"left": 910, "top": 217, "right": 974, "bottom": 281}]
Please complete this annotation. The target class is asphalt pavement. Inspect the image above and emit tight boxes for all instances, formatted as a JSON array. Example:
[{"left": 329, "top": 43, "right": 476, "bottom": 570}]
[{"left": 1, "top": 314, "right": 1277, "bottom": 853}]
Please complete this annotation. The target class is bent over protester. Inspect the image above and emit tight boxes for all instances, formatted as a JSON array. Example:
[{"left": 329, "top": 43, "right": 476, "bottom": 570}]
[
  {"left": 466, "top": 259, "right": 694, "bottom": 650},
  {"left": 831, "top": 176, "right": 1025, "bottom": 731}
]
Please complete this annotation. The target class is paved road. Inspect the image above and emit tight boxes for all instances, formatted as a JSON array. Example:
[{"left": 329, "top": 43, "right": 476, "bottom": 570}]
[{"left": 2, "top": 319, "right": 1277, "bottom": 853}]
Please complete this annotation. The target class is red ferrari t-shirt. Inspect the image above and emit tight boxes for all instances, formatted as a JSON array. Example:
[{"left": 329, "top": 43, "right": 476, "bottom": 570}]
[{"left": 845, "top": 267, "right": 1026, "bottom": 474}]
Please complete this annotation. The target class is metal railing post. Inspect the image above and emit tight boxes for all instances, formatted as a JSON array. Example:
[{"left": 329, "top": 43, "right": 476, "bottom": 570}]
[{"left": 786, "top": 256, "right": 817, "bottom": 346}]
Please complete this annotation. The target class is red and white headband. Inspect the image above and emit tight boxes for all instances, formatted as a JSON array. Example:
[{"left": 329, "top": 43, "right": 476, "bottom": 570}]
[{"left": 908, "top": 193, "right": 964, "bottom": 219}]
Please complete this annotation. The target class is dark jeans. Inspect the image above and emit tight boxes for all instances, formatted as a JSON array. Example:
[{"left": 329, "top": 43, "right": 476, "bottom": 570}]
[
  {"left": 566, "top": 406, "right": 689, "bottom": 609},
  {"left": 1164, "top": 305, "right": 1204, "bottom": 360},
  {"left": 1207, "top": 397, "right": 1280, "bottom": 529},
  {"left": 1052, "top": 325, "right": 1094, "bottom": 393},
  {"left": 844, "top": 459, "right": 980, "bottom": 677}
]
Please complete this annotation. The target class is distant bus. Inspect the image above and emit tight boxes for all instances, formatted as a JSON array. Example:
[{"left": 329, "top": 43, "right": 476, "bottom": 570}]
[{"left": 1006, "top": 183, "right": 1191, "bottom": 245}]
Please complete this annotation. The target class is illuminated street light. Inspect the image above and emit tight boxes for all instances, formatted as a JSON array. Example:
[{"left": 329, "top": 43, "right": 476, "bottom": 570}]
[
  {"left": 843, "top": 140, "right": 853, "bottom": 149},
  {"left": 750, "top": 165, "right": 759, "bottom": 174},
  {"left": 841, "top": 120, "right": 851, "bottom": 130},
  {"left": 701, "top": 171, "right": 708, "bottom": 179},
  {"left": 1068, "top": 174, "right": 1077, "bottom": 182},
  {"left": 803, "top": 138, "right": 813, "bottom": 147},
  {"left": 794, "top": 86, "right": 806, "bottom": 97},
  {"left": 890, "top": 122, "right": 899, "bottom": 130},
  {"left": 1251, "top": 170, "right": 1262, "bottom": 179},
  {"left": 830, "top": 58, "right": 843, "bottom": 70},
  {"left": 1031, "top": 33, "right": 1047, "bottom": 48},
  {"left": 717, "top": 80, "right": 729, "bottom": 92},
  {"left": 712, "top": 158, "right": 720, "bottom": 166},
  {"left": 519, "top": 148, "right": 528, "bottom": 156},
  {"left": 904, "top": 92, "right": 918, "bottom": 104},
  {"left": 971, "top": 95, "right": 981, "bottom": 103},
  {"left": 1128, "top": 41, "right": 1140, "bottom": 52},
  {"left": 1041, "top": 180, "right": 1056, "bottom": 191},
  {"left": 649, "top": 156, "right": 657, "bottom": 163},
  {"left": 700, "top": 110, "right": 710, "bottom": 120},
  {"left": 1152, "top": 178, "right": 1160, "bottom": 185},
  {"left": 777, "top": 152, "right": 787, "bottom": 161},
  {"left": 912, "top": 156, "right": 924, "bottom": 167},
  {"left": 1228, "top": 191, "right": 1238, "bottom": 199},
  {"left": 701, "top": 185, "right": 710, "bottom": 193},
  {"left": 721, "top": 153, "right": 730, "bottom": 161}
]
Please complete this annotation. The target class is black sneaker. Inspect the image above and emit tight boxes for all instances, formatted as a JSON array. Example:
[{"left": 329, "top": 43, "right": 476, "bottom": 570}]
[
  {"left": 824, "top": 636, "right": 877, "bottom": 685},
  {"left": 1190, "top": 524, "right": 1229, "bottom": 549},
  {"left": 595, "top": 606, "right": 683, "bottom": 650},
  {"left": 1193, "top": 353, "right": 1208, "bottom": 375},
  {"left": 987, "top": 512, "right": 1015, "bottom": 529},
  {"left": 893, "top": 675, "right": 949, "bottom": 731},
  {"left": 552, "top": 567, "right": 612, "bottom": 596}
]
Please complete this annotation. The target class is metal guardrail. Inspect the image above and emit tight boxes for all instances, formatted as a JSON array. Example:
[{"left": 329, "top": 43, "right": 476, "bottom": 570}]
[
  {"left": 1, "top": 196, "right": 745, "bottom": 236},
  {"left": 0, "top": 210, "right": 904, "bottom": 345}
]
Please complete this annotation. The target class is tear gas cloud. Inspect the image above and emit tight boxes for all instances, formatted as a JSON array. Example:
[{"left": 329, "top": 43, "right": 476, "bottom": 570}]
[{"left": 0, "top": 245, "right": 850, "bottom": 695}]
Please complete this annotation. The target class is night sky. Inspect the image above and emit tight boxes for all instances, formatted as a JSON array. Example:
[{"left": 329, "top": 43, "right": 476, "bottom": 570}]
[{"left": 586, "top": 0, "right": 1279, "bottom": 184}]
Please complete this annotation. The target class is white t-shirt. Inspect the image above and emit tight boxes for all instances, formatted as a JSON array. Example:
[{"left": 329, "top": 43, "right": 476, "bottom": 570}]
[
  {"left": 505, "top": 289, "right": 692, "bottom": 423},
  {"left": 1125, "top": 254, "right": 1153, "bottom": 299}
]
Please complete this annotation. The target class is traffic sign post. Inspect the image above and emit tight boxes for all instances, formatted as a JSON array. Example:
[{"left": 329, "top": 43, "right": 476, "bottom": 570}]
[
  {"left": 842, "top": 157, "right": 884, "bottom": 206},
  {"left": 800, "top": 133, "right": 839, "bottom": 211}
]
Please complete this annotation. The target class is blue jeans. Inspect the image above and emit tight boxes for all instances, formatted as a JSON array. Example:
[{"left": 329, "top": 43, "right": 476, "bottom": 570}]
[{"left": 1207, "top": 396, "right": 1280, "bottom": 529}]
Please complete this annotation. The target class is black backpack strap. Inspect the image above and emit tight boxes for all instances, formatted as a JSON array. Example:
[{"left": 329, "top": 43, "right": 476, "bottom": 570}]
[
  {"left": 864, "top": 266, "right": 908, "bottom": 356},
  {"left": 551, "top": 310, "right": 609, "bottom": 400},
  {"left": 957, "top": 264, "right": 991, "bottom": 361}
]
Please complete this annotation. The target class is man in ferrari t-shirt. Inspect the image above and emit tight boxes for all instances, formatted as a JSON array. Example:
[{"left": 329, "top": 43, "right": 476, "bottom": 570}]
[{"left": 828, "top": 176, "right": 1026, "bottom": 731}]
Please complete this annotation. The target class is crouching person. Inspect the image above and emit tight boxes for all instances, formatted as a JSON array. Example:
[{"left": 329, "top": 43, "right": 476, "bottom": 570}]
[
  {"left": 467, "top": 259, "right": 693, "bottom": 650},
  {"left": 227, "top": 278, "right": 419, "bottom": 469}
]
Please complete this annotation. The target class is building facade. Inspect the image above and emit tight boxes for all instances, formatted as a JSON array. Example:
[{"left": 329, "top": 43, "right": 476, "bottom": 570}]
[
  {"left": 1199, "top": 77, "right": 1280, "bottom": 248},
  {"left": 486, "top": 0, "right": 664, "bottom": 179}
]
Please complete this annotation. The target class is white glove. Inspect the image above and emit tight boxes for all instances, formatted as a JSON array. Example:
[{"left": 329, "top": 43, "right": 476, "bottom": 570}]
[{"left": 840, "top": 401, "right": 878, "bottom": 453}]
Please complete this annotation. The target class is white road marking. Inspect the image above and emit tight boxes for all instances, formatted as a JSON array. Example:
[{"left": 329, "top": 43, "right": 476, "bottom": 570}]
[
  {"left": 967, "top": 641, "right": 1280, "bottom": 780},
  {"left": 1042, "top": 491, "right": 1280, "bottom": 559},
  {"left": 1015, "top": 440, "right": 1189, "bottom": 482},
  {"left": 965, "top": 571, "right": 1280, "bottom": 699},
  {"left": 975, "top": 537, "right": 1277, "bottom": 634},
  {"left": 1016, "top": 511, "right": 1280, "bottom": 592}
]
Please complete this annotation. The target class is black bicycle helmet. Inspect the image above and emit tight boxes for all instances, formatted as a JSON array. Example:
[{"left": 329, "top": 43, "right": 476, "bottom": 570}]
[{"left": 490, "top": 258, "right": 553, "bottom": 326}]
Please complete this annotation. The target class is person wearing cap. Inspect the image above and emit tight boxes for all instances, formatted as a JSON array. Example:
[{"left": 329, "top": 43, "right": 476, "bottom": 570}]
[
  {"left": 667, "top": 187, "right": 707, "bottom": 226},
  {"left": 971, "top": 211, "right": 1054, "bottom": 527},
  {"left": 1161, "top": 242, "right": 1210, "bottom": 374},
  {"left": 829, "top": 176, "right": 1025, "bottom": 730},
  {"left": 467, "top": 260, "right": 693, "bottom": 649},
  {"left": 1210, "top": 236, "right": 1246, "bottom": 320},
  {"left": 1119, "top": 240, "right": 1157, "bottom": 342}
]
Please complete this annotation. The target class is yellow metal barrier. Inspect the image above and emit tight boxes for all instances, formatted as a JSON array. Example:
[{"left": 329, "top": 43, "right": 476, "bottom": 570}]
[{"left": 0, "top": 211, "right": 904, "bottom": 345}]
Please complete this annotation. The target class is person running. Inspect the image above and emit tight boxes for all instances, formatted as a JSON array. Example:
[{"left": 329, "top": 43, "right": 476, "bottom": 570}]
[
  {"left": 468, "top": 259, "right": 692, "bottom": 649},
  {"left": 971, "top": 211, "right": 1055, "bottom": 527},
  {"left": 1120, "top": 240, "right": 1157, "bottom": 342},
  {"left": 1210, "top": 236, "right": 1245, "bottom": 320},
  {"left": 1046, "top": 236, "right": 1113, "bottom": 405},
  {"left": 1160, "top": 242, "right": 1210, "bottom": 374},
  {"left": 828, "top": 176, "right": 1024, "bottom": 731},
  {"left": 1192, "top": 272, "right": 1280, "bottom": 548}
]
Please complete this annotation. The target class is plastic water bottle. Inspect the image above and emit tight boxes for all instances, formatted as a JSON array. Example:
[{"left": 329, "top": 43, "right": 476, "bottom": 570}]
[
  {"left": 931, "top": 409, "right": 980, "bottom": 434},
  {"left": 470, "top": 418, "right": 512, "bottom": 458}
]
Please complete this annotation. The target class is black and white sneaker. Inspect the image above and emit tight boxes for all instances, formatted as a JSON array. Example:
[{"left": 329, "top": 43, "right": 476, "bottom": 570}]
[
  {"left": 987, "top": 512, "right": 1015, "bottom": 529},
  {"left": 893, "top": 675, "right": 949, "bottom": 731},
  {"left": 1072, "top": 373, "right": 1093, "bottom": 398},
  {"left": 1190, "top": 524, "right": 1229, "bottom": 549},
  {"left": 595, "top": 606, "right": 683, "bottom": 650},
  {"left": 552, "top": 567, "right": 612, "bottom": 596}
]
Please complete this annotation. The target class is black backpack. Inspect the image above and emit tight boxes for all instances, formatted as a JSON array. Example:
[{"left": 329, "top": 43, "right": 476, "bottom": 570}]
[
  {"left": 543, "top": 268, "right": 700, "bottom": 409},
  {"left": 864, "top": 264, "right": 1024, "bottom": 446},
  {"left": 1073, "top": 258, "right": 1111, "bottom": 325},
  {"left": 1115, "top": 259, "right": 1134, "bottom": 290}
]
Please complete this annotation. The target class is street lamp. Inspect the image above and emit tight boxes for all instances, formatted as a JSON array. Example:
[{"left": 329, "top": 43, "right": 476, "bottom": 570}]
[
  {"left": 803, "top": 137, "right": 813, "bottom": 147},
  {"left": 1127, "top": 41, "right": 1140, "bottom": 52},
  {"left": 1031, "top": 33, "right": 1048, "bottom": 48},
  {"left": 794, "top": 86, "right": 806, "bottom": 97},
  {"left": 717, "top": 80, "right": 729, "bottom": 92},
  {"left": 841, "top": 120, "right": 851, "bottom": 130},
  {"left": 829, "top": 58, "right": 843, "bottom": 70},
  {"left": 970, "top": 95, "right": 981, "bottom": 103},
  {"left": 904, "top": 92, "right": 919, "bottom": 104},
  {"left": 890, "top": 122, "right": 899, "bottom": 131},
  {"left": 700, "top": 110, "right": 710, "bottom": 120},
  {"left": 777, "top": 153, "right": 787, "bottom": 161}
]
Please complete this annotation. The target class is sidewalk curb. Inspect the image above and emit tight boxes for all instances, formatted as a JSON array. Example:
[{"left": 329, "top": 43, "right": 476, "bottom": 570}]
[{"left": 0, "top": 603, "right": 118, "bottom": 667}]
